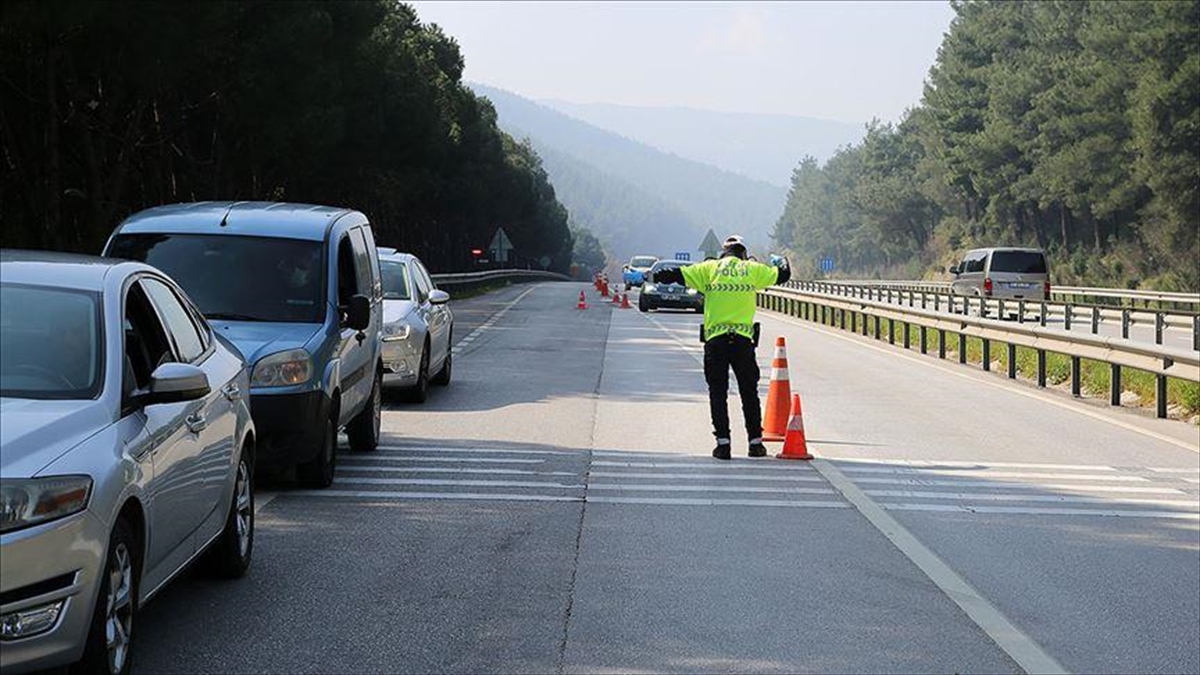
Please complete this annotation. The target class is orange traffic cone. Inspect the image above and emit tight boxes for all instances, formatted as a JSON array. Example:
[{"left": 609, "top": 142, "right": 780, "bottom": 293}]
[
  {"left": 761, "top": 337, "right": 792, "bottom": 441},
  {"left": 611, "top": 289, "right": 622, "bottom": 304},
  {"left": 577, "top": 291, "right": 588, "bottom": 310},
  {"left": 776, "top": 394, "right": 813, "bottom": 460},
  {"left": 601, "top": 282, "right": 610, "bottom": 298},
  {"left": 620, "top": 293, "right": 632, "bottom": 309}
]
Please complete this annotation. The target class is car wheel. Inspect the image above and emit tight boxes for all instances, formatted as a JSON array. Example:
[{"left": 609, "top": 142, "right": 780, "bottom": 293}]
[
  {"left": 431, "top": 347, "right": 452, "bottom": 387},
  {"left": 404, "top": 344, "right": 429, "bottom": 403},
  {"left": 203, "top": 449, "right": 254, "bottom": 578},
  {"left": 297, "top": 412, "right": 337, "bottom": 488},
  {"left": 74, "top": 518, "right": 138, "bottom": 675},
  {"left": 347, "top": 370, "right": 381, "bottom": 452},
  {"left": 638, "top": 297, "right": 649, "bottom": 313}
]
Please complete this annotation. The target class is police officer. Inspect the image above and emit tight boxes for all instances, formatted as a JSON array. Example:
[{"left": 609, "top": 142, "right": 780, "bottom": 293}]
[{"left": 653, "top": 235, "right": 791, "bottom": 460}]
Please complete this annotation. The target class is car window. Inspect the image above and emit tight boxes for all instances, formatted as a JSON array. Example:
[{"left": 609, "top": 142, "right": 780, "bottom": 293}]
[
  {"left": 349, "top": 228, "right": 373, "bottom": 296},
  {"left": 124, "top": 282, "right": 176, "bottom": 393},
  {"left": 965, "top": 252, "right": 986, "bottom": 274},
  {"left": 360, "top": 225, "right": 383, "bottom": 299},
  {"left": 337, "top": 233, "right": 361, "bottom": 306},
  {"left": 380, "top": 260, "right": 411, "bottom": 300},
  {"left": 412, "top": 261, "right": 431, "bottom": 303},
  {"left": 415, "top": 261, "right": 437, "bottom": 292},
  {"left": 989, "top": 251, "right": 1047, "bottom": 274},
  {"left": 141, "top": 278, "right": 205, "bottom": 363},
  {"left": 0, "top": 283, "right": 103, "bottom": 400},
  {"left": 631, "top": 256, "right": 657, "bottom": 268}
]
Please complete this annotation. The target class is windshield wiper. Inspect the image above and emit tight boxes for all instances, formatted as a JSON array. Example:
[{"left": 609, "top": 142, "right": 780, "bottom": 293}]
[{"left": 204, "top": 312, "right": 266, "bottom": 321}]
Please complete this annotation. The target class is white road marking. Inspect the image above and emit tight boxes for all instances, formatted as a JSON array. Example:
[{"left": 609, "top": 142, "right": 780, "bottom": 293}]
[
  {"left": 334, "top": 477, "right": 585, "bottom": 489},
  {"left": 864, "top": 490, "right": 1198, "bottom": 508},
  {"left": 589, "top": 471, "right": 825, "bottom": 482},
  {"left": 833, "top": 458, "right": 1117, "bottom": 471},
  {"left": 374, "top": 445, "right": 582, "bottom": 456},
  {"left": 452, "top": 285, "right": 539, "bottom": 351},
  {"left": 289, "top": 489, "right": 581, "bottom": 503},
  {"left": 849, "top": 476, "right": 1164, "bottom": 491},
  {"left": 841, "top": 469, "right": 1147, "bottom": 482},
  {"left": 589, "top": 483, "right": 837, "bottom": 495},
  {"left": 592, "top": 459, "right": 814, "bottom": 471},
  {"left": 588, "top": 496, "right": 849, "bottom": 508},
  {"left": 334, "top": 456, "right": 544, "bottom": 464},
  {"left": 765, "top": 310, "right": 1200, "bottom": 454},
  {"left": 1147, "top": 467, "right": 1200, "bottom": 474},
  {"left": 255, "top": 490, "right": 278, "bottom": 515},
  {"left": 1184, "top": 478, "right": 1200, "bottom": 485},
  {"left": 337, "top": 465, "right": 579, "bottom": 476},
  {"left": 812, "top": 459, "right": 1069, "bottom": 675},
  {"left": 884, "top": 502, "right": 1200, "bottom": 520}
]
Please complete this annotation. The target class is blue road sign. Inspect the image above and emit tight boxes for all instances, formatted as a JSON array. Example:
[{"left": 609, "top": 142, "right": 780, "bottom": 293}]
[
  {"left": 675, "top": 252, "right": 691, "bottom": 262},
  {"left": 820, "top": 257, "right": 835, "bottom": 273}
]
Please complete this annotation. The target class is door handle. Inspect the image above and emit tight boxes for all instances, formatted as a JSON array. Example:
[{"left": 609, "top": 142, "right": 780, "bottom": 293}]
[
  {"left": 185, "top": 413, "right": 208, "bottom": 434},
  {"left": 221, "top": 383, "right": 241, "bottom": 401}
]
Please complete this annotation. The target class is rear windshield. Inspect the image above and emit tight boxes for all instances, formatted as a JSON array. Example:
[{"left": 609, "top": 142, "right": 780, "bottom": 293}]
[
  {"left": 108, "top": 233, "right": 325, "bottom": 323},
  {"left": 989, "top": 251, "right": 1047, "bottom": 274},
  {"left": 380, "top": 260, "right": 410, "bottom": 300},
  {"left": 0, "top": 284, "right": 103, "bottom": 400},
  {"left": 630, "top": 257, "right": 657, "bottom": 268}
]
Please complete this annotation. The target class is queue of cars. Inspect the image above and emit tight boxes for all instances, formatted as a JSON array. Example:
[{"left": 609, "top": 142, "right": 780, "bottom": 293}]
[{"left": 0, "top": 201, "right": 454, "bottom": 674}]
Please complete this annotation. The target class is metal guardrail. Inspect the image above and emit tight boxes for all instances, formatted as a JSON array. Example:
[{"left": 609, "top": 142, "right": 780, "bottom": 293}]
[
  {"left": 827, "top": 279, "right": 1200, "bottom": 311},
  {"left": 790, "top": 280, "right": 1199, "bottom": 351},
  {"left": 430, "top": 269, "right": 570, "bottom": 292},
  {"left": 759, "top": 286, "right": 1199, "bottom": 419}
]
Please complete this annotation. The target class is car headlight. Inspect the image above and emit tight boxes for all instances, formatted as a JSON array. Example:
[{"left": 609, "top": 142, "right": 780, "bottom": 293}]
[
  {"left": 686, "top": 288, "right": 698, "bottom": 295},
  {"left": 644, "top": 283, "right": 656, "bottom": 292},
  {"left": 382, "top": 322, "right": 412, "bottom": 342},
  {"left": 0, "top": 476, "right": 92, "bottom": 534},
  {"left": 251, "top": 348, "right": 312, "bottom": 387}
]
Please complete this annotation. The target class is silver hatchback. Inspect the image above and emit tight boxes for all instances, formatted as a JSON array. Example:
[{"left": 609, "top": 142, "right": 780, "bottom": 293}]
[
  {"left": 0, "top": 251, "right": 255, "bottom": 674},
  {"left": 376, "top": 249, "right": 453, "bottom": 403}
]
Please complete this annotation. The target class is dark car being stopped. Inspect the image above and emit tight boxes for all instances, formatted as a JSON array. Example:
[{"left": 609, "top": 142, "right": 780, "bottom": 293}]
[{"left": 639, "top": 260, "right": 703, "bottom": 313}]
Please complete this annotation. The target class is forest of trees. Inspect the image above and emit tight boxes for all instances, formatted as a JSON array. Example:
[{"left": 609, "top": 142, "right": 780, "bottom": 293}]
[
  {"left": 774, "top": 0, "right": 1199, "bottom": 290},
  {"left": 0, "top": 1, "right": 574, "bottom": 273}
]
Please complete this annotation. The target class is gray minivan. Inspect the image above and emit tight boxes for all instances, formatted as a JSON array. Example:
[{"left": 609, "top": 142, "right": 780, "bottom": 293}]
[
  {"left": 105, "top": 202, "right": 384, "bottom": 487},
  {"left": 949, "top": 247, "right": 1050, "bottom": 301}
]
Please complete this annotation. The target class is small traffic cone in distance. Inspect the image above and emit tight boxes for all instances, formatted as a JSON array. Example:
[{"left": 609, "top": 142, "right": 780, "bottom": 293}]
[
  {"left": 577, "top": 290, "right": 588, "bottom": 310},
  {"left": 761, "top": 336, "right": 792, "bottom": 442},
  {"left": 776, "top": 393, "right": 813, "bottom": 460},
  {"left": 620, "top": 292, "right": 632, "bottom": 309},
  {"left": 612, "top": 289, "right": 622, "bottom": 304},
  {"left": 601, "top": 282, "right": 610, "bottom": 298}
]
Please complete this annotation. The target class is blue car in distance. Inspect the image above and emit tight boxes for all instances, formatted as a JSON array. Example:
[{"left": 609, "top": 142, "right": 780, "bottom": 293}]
[
  {"left": 622, "top": 255, "right": 659, "bottom": 290},
  {"left": 104, "top": 202, "right": 384, "bottom": 487}
]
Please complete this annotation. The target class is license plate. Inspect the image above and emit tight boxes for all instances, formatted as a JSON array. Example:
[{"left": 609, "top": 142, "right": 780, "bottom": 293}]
[
  {"left": 1007, "top": 282, "right": 1033, "bottom": 289},
  {"left": 664, "top": 294, "right": 680, "bottom": 301}
]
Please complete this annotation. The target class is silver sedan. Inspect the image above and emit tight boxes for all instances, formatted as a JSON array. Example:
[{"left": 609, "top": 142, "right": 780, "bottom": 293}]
[
  {"left": 376, "top": 249, "right": 453, "bottom": 403},
  {"left": 0, "top": 251, "right": 255, "bottom": 675}
]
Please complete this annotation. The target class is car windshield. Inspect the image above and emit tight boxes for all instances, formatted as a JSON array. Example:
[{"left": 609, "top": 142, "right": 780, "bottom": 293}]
[
  {"left": 631, "top": 257, "right": 657, "bottom": 268},
  {"left": 650, "top": 262, "right": 682, "bottom": 276},
  {"left": 108, "top": 233, "right": 325, "bottom": 323},
  {"left": 380, "top": 260, "right": 411, "bottom": 300},
  {"left": 990, "top": 251, "right": 1047, "bottom": 274},
  {"left": 0, "top": 284, "right": 103, "bottom": 400}
]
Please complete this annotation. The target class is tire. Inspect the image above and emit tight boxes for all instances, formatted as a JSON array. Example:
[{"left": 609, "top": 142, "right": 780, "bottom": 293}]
[
  {"left": 297, "top": 411, "right": 337, "bottom": 488},
  {"left": 347, "top": 370, "right": 381, "bottom": 452},
  {"left": 74, "top": 518, "right": 138, "bottom": 675},
  {"left": 431, "top": 348, "right": 452, "bottom": 387},
  {"left": 638, "top": 297, "right": 649, "bottom": 313},
  {"left": 203, "top": 449, "right": 254, "bottom": 578},
  {"left": 403, "top": 344, "right": 429, "bottom": 403}
]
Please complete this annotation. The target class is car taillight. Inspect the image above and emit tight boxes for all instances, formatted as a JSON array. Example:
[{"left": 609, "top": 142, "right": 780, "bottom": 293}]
[
  {"left": 1044, "top": 280, "right": 1051, "bottom": 300},
  {"left": 983, "top": 278, "right": 993, "bottom": 296}
]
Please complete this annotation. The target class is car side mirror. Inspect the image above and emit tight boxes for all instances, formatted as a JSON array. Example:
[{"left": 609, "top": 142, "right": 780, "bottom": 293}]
[
  {"left": 344, "top": 294, "right": 371, "bottom": 330},
  {"left": 142, "top": 363, "right": 210, "bottom": 406},
  {"left": 429, "top": 289, "right": 450, "bottom": 305},
  {"left": 948, "top": 265, "right": 960, "bottom": 276},
  {"left": 623, "top": 265, "right": 630, "bottom": 272}
]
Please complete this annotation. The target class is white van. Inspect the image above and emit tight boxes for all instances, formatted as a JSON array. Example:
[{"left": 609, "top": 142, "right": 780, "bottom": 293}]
[{"left": 949, "top": 247, "right": 1049, "bottom": 300}]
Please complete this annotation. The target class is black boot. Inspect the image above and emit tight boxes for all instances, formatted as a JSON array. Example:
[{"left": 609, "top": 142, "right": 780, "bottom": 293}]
[
  {"left": 748, "top": 441, "right": 767, "bottom": 458},
  {"left": 712, "top": 443, "right": 732, "bottom": 460}
]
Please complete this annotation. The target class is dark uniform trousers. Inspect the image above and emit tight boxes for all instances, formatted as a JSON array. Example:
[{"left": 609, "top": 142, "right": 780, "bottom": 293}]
[{"left": 702, "top": 331, "right": 762, "bottom": 441}]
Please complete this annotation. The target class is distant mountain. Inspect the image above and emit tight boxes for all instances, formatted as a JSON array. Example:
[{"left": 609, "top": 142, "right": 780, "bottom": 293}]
[
  {"left": 471, "top": 83, "right": 788, "bottom": 260},
  {"left": 539, "top": 100, "right": 865, "bottom": 187}
]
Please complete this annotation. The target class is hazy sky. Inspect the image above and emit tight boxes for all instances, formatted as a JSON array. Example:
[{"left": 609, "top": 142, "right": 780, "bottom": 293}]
[{"left": 410, "top": 1, "right": 956, "bottom": 124}]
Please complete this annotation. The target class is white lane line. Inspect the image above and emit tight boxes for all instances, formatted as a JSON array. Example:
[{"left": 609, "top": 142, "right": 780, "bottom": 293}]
[
  {"left": 764, "top": 311, "right": 1200, "bottom": 454},
  {"left": 843, "top": 469, "right": 1147, "bottom": 482},
  {"left": 588, "top": 496, "right": 849, "bottom": 508},
  {"left": 850, "top": 476, "right": 1164, "bottom": 490},
  {"left": 1147, "top": 467, "right": 1200, "bottom": 474},
  {"left": 589, "top": 483, "right": 837, "bottom": 495},
  {"left": 812, "top": 459, "right": 1068, "bottom": 675},
  {"left": 452, "top": 285, "right": 539, "bottom": 351},
  {"left": 289, "top": 489, "right": 581, "bottom": 503},
  {"left": 1184, "top": 478, "right": 1200, "bottom": 485},
  {"left": 335, "top": 456, "right": 544, "bottom": 465},
  {"left": 374, "top": 445, "right": 582, "bottom": 456},
  {"left": 337, "top": 466, "right": 579, "bottom": 477},
  {"left": 833, "top": 458, "right": 1116, "bottom": 471},
  {"left": 865, "top": 490, "right": 1199, "bottom": 508},
  {"left": 255, "top": 491, "right": 278, "bottom": 515},
  {"left": 589, "top": 471, "right": 825, "bottom": 482},
  {"left": 592, "top": 460, "right": 814, "bottom": 471},
  {"left": 884, "top": 502, "right": 1200, "bottom": 520},
  {"left": 334, "top": 477, "right": 585, "bottom": 489}
]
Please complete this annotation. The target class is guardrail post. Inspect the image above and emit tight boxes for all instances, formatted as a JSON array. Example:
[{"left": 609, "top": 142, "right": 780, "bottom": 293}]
[
  {"left": 850, "top": 311, "right": 857, "bottom": 333},
  {"left": 934, "top": 294, "right": 941, "bottom": 312},
  {"left": 839, "top": 308, "right": 846, "bottom": 330},
  {"left": 1070, "top": 356, "right": 1081, "bottom": 397},
  {"left": 1155, "top": 375, "right": 1168, "bottom": 419},
  {"left": 958, "top": 333, "right": 967, "bottom": 364},
  {"left": 920, "top": 326, "right": 928, "bottom": 355},
  {"left": 1039, "top": 302, "right": 1047, "bottom": 326},
  {"left": 937, "top": 329, "right": 946, "bottom": 359},
  {"left": 1121, "top": 309, "right": 1131, "bottom": 339},
  {"left": 1091, "top": 307, "right": 1100, "bottom": 334},
  {"left": 1155, "top": 312, "right": 1164, "bottom": 345},
  {"left": 1036, "top": 349, "right": 1047, "bottom": 388},
  {"left": 903, "top": 322, "right": 911, "bottom": 349},
  {"left": 982, "top": 339, "right": 991, "bottom": 371},
  {"left": 888, "top": 319, "right": 895, "bottom": 345},
  {"left": 921, "top": 292, "right": 928, "bottom": 310},
  {"left": 1193, "top": 315, "right": 1199, "bottom": 352},
  {"left": 873, "top": 315, "right": 881, "bottom": 340},
  {"left": 1007, "top": 343, "right": 1017, "bottom": 379},
  {"left": 1017, "top": 299, "right": 1025, "bottom": 324},
  {"left": 1110, "top": 364, "right": 1122, "bottom": 406},
  {"left": 998, "top": 299, "right": 1006, "bottom": 320},
  {"left": 886, "top": 288, "right": 892, "bottom": 304},
  {"left": 1064, "top": 304, "right": 1073, "bottom": 331}
]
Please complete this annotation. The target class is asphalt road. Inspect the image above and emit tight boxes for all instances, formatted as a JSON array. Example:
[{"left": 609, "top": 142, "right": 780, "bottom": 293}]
[{"left": 133, "top": 282, "right": 1199, "bottom": 674}]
